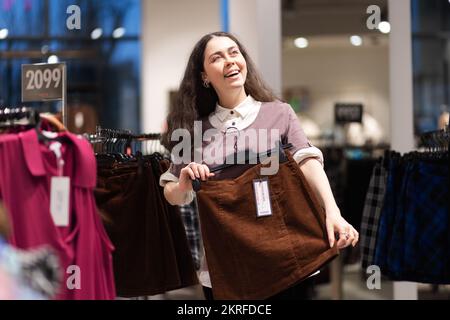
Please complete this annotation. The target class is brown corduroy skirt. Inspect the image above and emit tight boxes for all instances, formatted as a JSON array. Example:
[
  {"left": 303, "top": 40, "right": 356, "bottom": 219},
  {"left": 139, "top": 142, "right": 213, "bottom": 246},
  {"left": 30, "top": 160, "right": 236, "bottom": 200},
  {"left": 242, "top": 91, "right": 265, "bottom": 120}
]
[
  {"left": 95, "top": 157, "right": 198, "bottom": 297},
  {"left": 196, "top": 152, "right": 339, "bottom": 300}
]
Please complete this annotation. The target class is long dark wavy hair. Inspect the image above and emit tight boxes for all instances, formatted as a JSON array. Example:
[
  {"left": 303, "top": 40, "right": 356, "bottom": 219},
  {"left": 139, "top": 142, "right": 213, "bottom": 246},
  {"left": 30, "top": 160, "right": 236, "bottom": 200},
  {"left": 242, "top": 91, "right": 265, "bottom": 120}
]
[{"left": 162, "top": 31, "right": 279, "bottom": 151}]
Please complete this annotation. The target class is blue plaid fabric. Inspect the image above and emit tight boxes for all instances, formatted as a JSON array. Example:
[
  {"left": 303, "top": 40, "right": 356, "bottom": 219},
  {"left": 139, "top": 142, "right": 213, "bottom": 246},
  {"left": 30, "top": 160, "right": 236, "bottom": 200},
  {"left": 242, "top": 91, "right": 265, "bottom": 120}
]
[
  {"left": 374, "top": 154, "right": 450, "bottom": 284},
  {"left": 360, "top": 160, "right": 387, "bottom": 269},
  {"left": 179, "top": 197, "right": 201, "bottom": 270},
  {"left": 386, "top": 159, "right": 411, "bottom": 279},
  {"left": 400, "top": 161, "right": 450, "bottom": 283}
]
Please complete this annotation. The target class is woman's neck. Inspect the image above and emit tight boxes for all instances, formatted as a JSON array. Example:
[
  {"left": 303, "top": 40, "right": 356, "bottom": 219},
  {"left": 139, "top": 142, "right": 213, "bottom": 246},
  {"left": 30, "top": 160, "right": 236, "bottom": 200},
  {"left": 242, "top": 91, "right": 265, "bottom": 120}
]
[{"left": 217, "top": 88, "right": 248, "bottom": 109}]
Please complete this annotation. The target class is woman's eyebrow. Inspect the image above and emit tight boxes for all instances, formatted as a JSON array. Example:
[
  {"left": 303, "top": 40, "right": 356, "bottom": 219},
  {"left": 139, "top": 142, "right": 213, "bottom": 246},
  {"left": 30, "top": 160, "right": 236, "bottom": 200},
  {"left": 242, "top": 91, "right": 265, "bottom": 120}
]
[{"left": 208, "top": 46, "right": 238, "bottom": 59}]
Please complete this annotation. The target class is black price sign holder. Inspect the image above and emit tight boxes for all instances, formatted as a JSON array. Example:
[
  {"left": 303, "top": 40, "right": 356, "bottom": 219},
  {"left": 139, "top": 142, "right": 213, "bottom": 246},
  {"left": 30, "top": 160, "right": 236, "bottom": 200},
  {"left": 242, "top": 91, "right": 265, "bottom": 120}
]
[{"left": 21, "top": 62, "right": 67, "bottom": 126}]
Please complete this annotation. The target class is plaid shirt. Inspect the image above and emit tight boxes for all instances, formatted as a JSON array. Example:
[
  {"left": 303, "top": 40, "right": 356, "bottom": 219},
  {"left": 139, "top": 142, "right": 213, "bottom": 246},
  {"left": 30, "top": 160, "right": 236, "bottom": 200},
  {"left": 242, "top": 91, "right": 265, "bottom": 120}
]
[
  {"left": 178, "top": 197, "right": 201, "bottom": 270},
  {"left": 359, "top": 160, "right": 387, "bottom": 270}
]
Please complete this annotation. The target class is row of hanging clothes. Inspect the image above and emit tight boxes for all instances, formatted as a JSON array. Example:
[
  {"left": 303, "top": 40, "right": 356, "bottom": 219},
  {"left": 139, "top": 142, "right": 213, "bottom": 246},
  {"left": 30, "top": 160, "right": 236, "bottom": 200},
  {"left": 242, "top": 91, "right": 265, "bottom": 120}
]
[
  {"left": 0, "top": 107, "right": 116, "bottom": 299},
  {"left": 360, "top": 125, "right": 450, "bottom": 284},
  {"left": 86, "top": 127, "right": 199, "bottom": 298}
]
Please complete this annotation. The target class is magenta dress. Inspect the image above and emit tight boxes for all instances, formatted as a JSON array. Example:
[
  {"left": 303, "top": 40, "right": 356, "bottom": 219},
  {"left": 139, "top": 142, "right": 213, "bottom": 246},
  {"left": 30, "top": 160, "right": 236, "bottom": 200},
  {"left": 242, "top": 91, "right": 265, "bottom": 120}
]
[{"left": 0, "top": 129, "right": 116, "bottom": 300}]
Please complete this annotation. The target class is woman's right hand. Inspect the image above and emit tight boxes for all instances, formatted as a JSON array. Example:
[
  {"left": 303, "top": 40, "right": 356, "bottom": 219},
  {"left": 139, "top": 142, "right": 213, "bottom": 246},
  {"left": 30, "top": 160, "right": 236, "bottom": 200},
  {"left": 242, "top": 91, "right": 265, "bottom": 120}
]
[{"left": 178, "top": 162, "right": 215, "bottom": 192}]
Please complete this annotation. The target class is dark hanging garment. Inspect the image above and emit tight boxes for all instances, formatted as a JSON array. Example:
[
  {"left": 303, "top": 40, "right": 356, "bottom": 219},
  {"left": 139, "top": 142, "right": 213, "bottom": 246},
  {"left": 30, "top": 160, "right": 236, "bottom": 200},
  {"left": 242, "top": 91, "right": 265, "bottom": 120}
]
[
  {"left": 373, "top": 152, "right": 403, "bottom": 276},
  {"left": 196, "top": 150, "right": 338, "bottom": 300},
  {"left": 94, "top": 156, "right": 198, "bottom": 297},
  {"left": 342, "top": 158, "right": 377, "bottom": 239}
]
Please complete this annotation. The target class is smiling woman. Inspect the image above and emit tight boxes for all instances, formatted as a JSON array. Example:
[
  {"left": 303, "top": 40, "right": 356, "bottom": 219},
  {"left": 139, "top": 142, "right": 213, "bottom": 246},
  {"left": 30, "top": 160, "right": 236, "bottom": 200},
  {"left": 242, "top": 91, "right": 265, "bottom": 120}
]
[
  {"left": 160, "top": 31, "right": 358, "bottom": 300},
  {"left": 162, "top": 31, "right": 277, "bottom": 152}
]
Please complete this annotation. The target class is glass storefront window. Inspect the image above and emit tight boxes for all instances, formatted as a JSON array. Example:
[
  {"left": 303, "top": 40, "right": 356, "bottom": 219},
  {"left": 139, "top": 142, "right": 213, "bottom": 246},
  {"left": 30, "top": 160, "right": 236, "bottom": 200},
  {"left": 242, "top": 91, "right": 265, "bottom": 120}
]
[
  {"left": 412, "top": 0, "right": 450, "bottom": 134},
  {"left": 0, "top": 0, "right": 141, "bottom": 133}
]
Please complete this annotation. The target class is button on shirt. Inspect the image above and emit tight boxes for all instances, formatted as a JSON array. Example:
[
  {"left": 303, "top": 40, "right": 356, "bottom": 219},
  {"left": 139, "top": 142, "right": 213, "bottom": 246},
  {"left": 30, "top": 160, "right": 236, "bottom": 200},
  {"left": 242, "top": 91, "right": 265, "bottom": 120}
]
[{"left": 209, "top": 95, "right": 262, "bottom": 133}]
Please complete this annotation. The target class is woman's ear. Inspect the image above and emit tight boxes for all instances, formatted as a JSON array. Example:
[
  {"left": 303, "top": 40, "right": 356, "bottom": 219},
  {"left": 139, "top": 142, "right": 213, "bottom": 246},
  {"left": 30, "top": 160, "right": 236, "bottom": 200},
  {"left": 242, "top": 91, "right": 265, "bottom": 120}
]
[{"left": 201, "top": 72, "right": 208, "bottom": 82}]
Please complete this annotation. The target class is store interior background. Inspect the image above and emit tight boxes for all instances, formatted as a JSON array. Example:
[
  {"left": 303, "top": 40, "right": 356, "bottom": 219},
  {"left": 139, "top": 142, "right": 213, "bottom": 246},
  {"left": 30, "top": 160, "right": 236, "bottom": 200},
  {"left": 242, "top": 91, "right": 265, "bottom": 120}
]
[{"left": 1, "top": 0, "right": 449, "bottom": 300}]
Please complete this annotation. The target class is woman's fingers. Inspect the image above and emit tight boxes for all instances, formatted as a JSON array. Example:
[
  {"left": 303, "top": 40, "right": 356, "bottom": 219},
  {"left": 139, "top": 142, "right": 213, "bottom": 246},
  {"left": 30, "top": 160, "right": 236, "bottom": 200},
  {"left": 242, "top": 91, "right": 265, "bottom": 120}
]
[
  {"left": 351, "top": 227, "right": 359, "bottom": 247},
  {"left": 204, "top": 165, "right": 215, "bottom": 178},
  {"left": 185, "top": 163, "right": 213, "bottom": 181},
  {"left": 182, "top": 167, "right": 196, "bottom": 181},
  {"left": 337, "top": 227, "right": 354, "bottom": 249},
  {"left": 189, "top": 163, "right": 201, "bottom": 179},
  {"left": 326, "top": 221, "right": 336, "bottom": 248},
  {"left": 198, "top": 165, "right": 207, "bottom": 181},
  {"left": 336, "top": 237, "right": 347, "bottom": 249}
]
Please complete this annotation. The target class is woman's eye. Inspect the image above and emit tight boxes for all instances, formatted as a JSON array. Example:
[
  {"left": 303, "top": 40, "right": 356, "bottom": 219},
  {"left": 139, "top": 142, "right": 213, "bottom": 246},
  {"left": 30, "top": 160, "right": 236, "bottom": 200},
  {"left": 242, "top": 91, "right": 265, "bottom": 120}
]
[{"left": 212, "top": 56, "right": 221, "bottom": 62}]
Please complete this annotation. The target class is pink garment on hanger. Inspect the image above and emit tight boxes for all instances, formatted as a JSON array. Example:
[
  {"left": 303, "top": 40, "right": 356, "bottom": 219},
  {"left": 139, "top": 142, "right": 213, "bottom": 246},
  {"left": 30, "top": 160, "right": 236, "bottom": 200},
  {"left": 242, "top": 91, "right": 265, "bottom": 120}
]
[{"left": 0, "top": 129, "right": 116, "bottom": 300}]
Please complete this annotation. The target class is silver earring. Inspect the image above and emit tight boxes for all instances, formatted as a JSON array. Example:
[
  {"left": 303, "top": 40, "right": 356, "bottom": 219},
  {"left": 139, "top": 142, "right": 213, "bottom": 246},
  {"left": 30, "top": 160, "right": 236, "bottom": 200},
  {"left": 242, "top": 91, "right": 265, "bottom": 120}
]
[{"left": 203, "top": 80, "right": 210, "bottom": 88}]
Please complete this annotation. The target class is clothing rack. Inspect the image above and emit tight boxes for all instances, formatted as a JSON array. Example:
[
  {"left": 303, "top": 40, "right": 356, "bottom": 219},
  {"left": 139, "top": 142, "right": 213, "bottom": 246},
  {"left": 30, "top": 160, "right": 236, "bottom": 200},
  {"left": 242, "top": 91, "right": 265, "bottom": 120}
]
[
  {"left": 85, "top": 126, "right": 167, "bottom": 156},
  {"left": 418, "top": 124, "right": 449, "bottom": 152},
  {"left": 0, "top": 107, "right": 39, "bottom": 128}
]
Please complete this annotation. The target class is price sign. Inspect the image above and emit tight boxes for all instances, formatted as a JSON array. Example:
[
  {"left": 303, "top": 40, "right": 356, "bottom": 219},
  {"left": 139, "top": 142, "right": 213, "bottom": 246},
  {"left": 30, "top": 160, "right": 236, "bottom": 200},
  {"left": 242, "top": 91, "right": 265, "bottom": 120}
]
[
  {"left": 335, "top": 103, "right": 363, "bottom": 124},
  {"left": 22, "top": 63, "right": 66, "bottom": 102}
]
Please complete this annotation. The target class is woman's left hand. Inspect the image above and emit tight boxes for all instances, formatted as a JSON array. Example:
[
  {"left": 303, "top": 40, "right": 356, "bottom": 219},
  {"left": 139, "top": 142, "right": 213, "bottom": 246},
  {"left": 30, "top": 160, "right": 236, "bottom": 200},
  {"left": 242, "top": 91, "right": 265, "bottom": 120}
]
[{"left": 325, "top": 209, "right": 359, "bottom": 249}]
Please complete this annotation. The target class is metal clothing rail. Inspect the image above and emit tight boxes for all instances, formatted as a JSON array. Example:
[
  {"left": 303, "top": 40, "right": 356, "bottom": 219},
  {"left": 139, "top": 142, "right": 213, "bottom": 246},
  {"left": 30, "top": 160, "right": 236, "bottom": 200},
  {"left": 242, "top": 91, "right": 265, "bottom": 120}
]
[
  {"left": 419, "top": 124, "right": 449, "bottom": 152},
  {"left": 0, "top": 107, "right": 39, "bottom": 128},
  {"left": 85, "top": 126, "right": 165, "bottom": 156}
]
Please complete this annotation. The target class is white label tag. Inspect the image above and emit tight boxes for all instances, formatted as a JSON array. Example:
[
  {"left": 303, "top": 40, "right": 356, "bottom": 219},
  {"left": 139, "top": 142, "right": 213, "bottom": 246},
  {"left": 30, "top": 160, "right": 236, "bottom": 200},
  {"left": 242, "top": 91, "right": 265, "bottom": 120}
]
[
  {"left": 50, "top": 177, "right": 70, "bottom": 227},
  {"left": 253, "top": 179, "right": 273, "bottom": 217}
]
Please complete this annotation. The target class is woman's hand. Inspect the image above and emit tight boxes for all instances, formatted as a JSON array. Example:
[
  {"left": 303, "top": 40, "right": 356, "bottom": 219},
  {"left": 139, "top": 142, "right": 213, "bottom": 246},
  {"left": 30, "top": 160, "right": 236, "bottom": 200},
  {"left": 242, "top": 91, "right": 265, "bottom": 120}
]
[
  {"left": 325, "top": 208, "right": 359, "bottom": 249},
  {"left": 178, "top": 162, "right": 215, "bottom": 192}
]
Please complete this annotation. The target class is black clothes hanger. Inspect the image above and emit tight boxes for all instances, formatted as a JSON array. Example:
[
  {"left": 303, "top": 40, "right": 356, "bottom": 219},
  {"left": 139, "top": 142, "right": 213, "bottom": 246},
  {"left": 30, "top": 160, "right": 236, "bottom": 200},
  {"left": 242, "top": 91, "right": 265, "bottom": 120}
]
[
  {"left": 89, "top": 127, "right": 166, "bottom": 164},
  {"left": 191, "top": 142, "right": 293, "bottom": 192}
]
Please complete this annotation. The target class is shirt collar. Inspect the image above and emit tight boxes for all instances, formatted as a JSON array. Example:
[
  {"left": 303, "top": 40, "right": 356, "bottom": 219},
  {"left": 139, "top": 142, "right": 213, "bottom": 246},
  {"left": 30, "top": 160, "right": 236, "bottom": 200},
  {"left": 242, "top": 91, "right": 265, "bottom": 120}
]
[
  {"left": 19, "top": 129, "right": 97, "bottom": 188},
  {"left": 214, "top": 95, "right": 257, "bottom": 122}
]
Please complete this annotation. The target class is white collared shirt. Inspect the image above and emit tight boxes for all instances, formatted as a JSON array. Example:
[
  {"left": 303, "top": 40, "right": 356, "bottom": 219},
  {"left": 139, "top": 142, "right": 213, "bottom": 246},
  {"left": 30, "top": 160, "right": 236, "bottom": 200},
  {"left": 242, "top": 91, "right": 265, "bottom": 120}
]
[{"left": 208, "top": 95, "right": 262, "bottom": 133}]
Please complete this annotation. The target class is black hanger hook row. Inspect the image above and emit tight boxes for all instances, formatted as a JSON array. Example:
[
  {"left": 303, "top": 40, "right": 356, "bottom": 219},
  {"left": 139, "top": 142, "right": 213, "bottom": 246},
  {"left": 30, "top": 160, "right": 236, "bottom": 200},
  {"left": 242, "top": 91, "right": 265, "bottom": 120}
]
[
  {"left": 419, "top": 126, "right": 449, "bottom": 152},
  {"left": 0, "top": 106, "right": 40, "bottom": 128}
]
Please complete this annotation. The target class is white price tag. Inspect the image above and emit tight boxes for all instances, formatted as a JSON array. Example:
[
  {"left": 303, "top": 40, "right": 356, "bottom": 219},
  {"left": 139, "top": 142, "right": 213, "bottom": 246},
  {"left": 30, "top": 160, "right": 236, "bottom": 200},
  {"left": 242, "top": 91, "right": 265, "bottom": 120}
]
[
  {"left": 253, "top": 178, "right": 273, "bottom": 217},
  {"left": 50, "top": 177, "right": 70, "bottom": 227}
]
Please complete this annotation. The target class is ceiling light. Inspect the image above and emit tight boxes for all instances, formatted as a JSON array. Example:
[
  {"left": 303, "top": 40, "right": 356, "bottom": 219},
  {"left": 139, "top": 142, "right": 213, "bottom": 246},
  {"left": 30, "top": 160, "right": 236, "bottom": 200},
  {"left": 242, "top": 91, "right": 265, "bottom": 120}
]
[
  {"left": 112, "top": 27, "right": 126, "bottom": 39},
  {"left": 350, "top": 35, "right": 363, "bottom": 46},
  {"left": 378, "top": 21, "right": 391, "bottom": 34},
  {"left": 91, "top": 28, "right": 103, "bottom": 40},
  {"left": 294, "top": 37, "right": 308, "bottom": 49},
  {"left": 0, "top": 28, "right": 9, "bottom": 40},
  {"left": 47, "top": 55, "right": 59, "bottom": 64}
]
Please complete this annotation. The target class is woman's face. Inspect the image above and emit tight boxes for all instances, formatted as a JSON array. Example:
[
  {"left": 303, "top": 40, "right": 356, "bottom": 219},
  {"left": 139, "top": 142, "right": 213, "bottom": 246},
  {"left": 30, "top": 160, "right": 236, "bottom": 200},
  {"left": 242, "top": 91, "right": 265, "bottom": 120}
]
[{"left": 202, "top": 36, "right": 248, "bottom": 93}]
